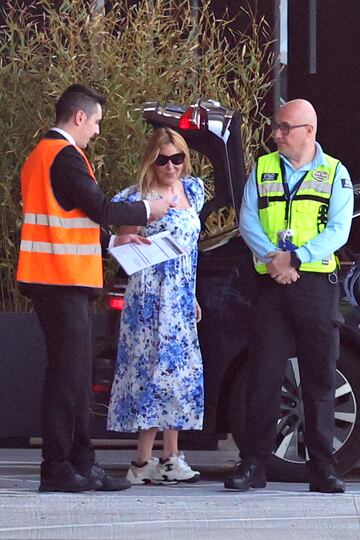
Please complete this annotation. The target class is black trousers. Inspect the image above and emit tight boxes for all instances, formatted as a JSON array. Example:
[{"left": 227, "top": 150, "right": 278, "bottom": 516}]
[
  {"left": 242, "top": 272, "right": 340, "bottom": 469},
  {"left": 31, "top": 287, "right": 95, "bottom": 473}
]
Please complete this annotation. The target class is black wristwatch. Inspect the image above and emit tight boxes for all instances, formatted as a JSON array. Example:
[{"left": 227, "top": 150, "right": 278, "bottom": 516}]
[{"left": 290, "top": 251, "right": 301, "bottom": 270}]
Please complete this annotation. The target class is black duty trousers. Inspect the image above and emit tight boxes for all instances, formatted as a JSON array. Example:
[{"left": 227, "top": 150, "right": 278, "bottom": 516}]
[
  {"left": 31, "top": 287, "right": 95, "bottom": 472},
  {"left": 242, "top": 272, "right": 341, "bottom": 469}
]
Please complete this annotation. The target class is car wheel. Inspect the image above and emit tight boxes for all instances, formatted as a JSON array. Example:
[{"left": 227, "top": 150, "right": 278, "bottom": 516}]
[{"left": 228, "top": 345, "right": 360, "bottom": 482}]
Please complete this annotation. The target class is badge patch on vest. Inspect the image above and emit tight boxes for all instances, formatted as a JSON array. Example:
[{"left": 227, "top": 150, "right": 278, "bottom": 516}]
[
  {"left": 313, "top": 170, "right": 329, "bottom": 182},
  {"left": 341, "top": 178, "right": 352, "bottom": 189},
  {"left": 261, "top": 173, "right": 278, "bottom": 182}
]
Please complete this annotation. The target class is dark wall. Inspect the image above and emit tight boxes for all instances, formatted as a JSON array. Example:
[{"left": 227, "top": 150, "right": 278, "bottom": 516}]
[
  {"left": 0, "top": 313, "right": 108, "bottom": 439},
  {"left": 288, "top": 0, "right": 360, "bottom": 180}
]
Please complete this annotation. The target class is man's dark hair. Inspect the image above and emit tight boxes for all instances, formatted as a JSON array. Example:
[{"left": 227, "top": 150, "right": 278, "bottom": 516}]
[{"left": 55, "top": 84, "right": 106, "bottom": 124}]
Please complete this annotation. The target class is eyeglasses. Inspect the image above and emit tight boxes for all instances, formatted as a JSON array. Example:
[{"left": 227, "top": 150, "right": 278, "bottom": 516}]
[
  {"left": 271, "top": 121, "right": 310, "bottom": 136},
  {"left": 154, "top": 153, "right": 185, "bottom": 166}
]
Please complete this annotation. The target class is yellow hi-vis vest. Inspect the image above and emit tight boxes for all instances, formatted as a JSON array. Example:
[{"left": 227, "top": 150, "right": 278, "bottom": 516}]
[
  {"left": 16, "top": 138, "right": 103, "bottom": 288},
  {"left": 255, "top": 151, "right": 340, "bottom": 274}
]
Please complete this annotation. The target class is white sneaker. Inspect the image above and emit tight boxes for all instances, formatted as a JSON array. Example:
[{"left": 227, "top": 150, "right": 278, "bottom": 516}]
[
  {"left": 126, "top": 457, "right": 159, "bottom": 485},
  {"left": 152, "top": 452, "right": 200, "bottom": 484}
]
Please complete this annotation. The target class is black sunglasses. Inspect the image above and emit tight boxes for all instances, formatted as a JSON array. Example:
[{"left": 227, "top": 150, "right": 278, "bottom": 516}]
[{"left": 154, "top": 153, "right": 185, "bottom": 166}]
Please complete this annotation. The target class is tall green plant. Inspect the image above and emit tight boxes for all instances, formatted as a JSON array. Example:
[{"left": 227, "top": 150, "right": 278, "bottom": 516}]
[{"left": 0, "top": 0, "right": 274, "bottom": 311}]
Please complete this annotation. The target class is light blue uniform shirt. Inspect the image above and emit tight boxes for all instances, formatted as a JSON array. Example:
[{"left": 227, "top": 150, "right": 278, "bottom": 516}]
[{"left": 239, "top": 143, "right": 354, "bottom": 264}]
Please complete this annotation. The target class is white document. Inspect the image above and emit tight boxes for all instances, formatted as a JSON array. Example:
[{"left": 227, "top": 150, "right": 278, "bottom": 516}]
[{"left": 108, "top": 231, "right": 187, "bottom": 276}]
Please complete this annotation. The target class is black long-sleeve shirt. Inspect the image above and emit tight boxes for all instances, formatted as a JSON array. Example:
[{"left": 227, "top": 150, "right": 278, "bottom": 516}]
[{"left": 48, "top": 131, "right": 146, "bottom": 226}]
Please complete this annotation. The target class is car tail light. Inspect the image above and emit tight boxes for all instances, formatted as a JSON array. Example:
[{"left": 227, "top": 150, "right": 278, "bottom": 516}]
[
  {"left": 106, "top": 295, "right": 125, "bottom": 311},
  {"left": 92, "top": 383, "right": 110, "bottom": 393},
  {"left": 178, "top": 106, "right": 207, "bottom": 130}
]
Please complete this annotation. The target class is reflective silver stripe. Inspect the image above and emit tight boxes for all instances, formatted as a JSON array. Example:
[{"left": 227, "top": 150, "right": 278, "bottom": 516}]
[
  {"left": 24, "top": 213, "right": 98, "bottom": 229},
  {"left": 259, "top": 180, "right": 332, "bottom": 197},
  {"left": 259, "top": 183, "right": 285, "bottom": 196},
  {"left": 20, "top": 240, "right": 101, "bottom": 256},
  {"left": 298, "top": 181, "right": 332, "bottom": 194}
]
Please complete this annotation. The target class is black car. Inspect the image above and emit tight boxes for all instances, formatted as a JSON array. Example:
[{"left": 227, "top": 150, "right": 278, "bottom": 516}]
[{"left": 92, "top": 99, "right": 360, "bottom": 481}]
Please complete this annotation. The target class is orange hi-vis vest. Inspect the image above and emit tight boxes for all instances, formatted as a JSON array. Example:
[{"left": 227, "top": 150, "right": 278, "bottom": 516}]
[{"left": 16, "top": 138, "right": 103, "bottom": 288}]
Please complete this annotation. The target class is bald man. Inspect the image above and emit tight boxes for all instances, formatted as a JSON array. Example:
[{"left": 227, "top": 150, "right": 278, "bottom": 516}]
[{"left": 225, "top": 99, "right": 353, "bottom": 493}]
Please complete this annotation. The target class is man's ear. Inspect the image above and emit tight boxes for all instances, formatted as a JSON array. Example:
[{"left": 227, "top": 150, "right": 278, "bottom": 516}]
[
  {"left": 74, "top": 110, "right": 86, "bottom": 126},
  {"left": 306, "top": 124, "right": 314, "bottom": 135}
]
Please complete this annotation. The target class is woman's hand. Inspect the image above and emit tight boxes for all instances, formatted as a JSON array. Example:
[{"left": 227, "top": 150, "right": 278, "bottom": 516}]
[
  {"left": 113, "top": 234, "right": 151, "bottom": 247},
  {"left": 195, "top": 299, "right": 202, "bottom": 323}
]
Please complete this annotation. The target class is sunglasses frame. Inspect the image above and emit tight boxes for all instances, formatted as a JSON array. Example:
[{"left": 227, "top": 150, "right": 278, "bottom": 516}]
[
  {"left": 154, "top": 152, "right": 185, "bottom": 166},
  {"left": 270, "top": 121, "right": 310, "bottom": 136}
]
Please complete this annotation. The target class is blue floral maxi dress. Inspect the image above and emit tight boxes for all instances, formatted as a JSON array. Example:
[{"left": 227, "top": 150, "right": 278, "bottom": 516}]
[{"left": 107, "top": 176, "right": 204, "bottom": 432}]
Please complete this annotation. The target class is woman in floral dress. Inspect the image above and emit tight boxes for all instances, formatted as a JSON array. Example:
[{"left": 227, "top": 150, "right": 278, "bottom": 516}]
[{"left": 107, "top": 128, "right": 204, "bottom": 484}]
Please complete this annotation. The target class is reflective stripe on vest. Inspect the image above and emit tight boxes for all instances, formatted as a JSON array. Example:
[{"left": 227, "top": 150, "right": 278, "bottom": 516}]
[
  {"left": 258, "top": 179, "right": 333, "bottom": 197},
  {"left": 20, "top": 240, "right": 102, "bottom": 256},
  {"left": 258, "top": 182, "right": 285, "bottom": 196},
  {"left": 16, "top": 138, "right": 103, "bottom": 288},
  {"left": 23, "top": 213, "right": 98, "bottom": 229},
  {"left": 254, "top": 151, "right": 339, "bottom": 274}
]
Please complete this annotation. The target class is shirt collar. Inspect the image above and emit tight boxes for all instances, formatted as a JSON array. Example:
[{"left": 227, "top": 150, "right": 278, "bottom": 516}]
[
  {"left": 49, "top": 127, "right": 76, "bottom": 146},
  {"left": 280, "top": 142, "right": 327, "bottom": 172}
]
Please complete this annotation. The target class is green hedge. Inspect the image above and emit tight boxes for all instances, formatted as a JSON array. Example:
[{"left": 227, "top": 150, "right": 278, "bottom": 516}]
[{"left": 0, "top": 0, "right": 274, "bottom": 311}]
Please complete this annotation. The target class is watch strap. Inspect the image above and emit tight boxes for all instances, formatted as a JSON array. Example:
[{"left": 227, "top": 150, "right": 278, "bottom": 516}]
[{"left": 290, "top": 251, "right": 301, "bottom": 270}]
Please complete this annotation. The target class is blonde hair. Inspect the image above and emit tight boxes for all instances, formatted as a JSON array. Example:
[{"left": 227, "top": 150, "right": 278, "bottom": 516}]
[{"left": 138, "top": 128, "right": 191, "bottom": 195}]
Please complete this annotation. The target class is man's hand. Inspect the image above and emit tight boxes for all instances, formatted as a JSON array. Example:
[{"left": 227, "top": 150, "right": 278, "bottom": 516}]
[
  {"left": 113, "top": 234, "right": 151, "bottom": 247},
  {"left": 117, "top": 225, "right": 141, "bottom": 235},
  {"left": 266, "top": 251, "right": 292, "bottom": 274},
  {"left": 266, "top": 251, "right": 300, "bottom": 285},
  {"left": 273, "top": 267, "right": 300, "bottom": 285},
  {"left": 147, "top": 198, "right": 177, "bottom": 222}
]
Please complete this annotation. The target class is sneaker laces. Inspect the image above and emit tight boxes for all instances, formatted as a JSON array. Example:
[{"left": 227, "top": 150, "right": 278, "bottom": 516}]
[{"left": 176, "top": 452, "right": 192, "bottom": 472}]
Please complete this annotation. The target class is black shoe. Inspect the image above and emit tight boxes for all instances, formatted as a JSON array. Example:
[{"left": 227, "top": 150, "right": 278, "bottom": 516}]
[
  {"left": 309, "top": 467, "right": 345, "bottom": 493},
  {"left": 224, "top": 461, "right": 267, "bottom": 491},
  {"left": 39, "top": 460, "right": 99, "bottom": 493},
  {"left": 86, "top": 464, "right": 131, "bottom": 491}
]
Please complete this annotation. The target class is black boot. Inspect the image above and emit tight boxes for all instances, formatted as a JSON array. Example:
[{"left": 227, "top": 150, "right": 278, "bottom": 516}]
[
  {"left": 81, "top": 464, "right": 131, "bottom": 491},
  {"left": 39, "top": 460, "right": 99, "bottom": 493},
  {"left": 224, "top": 461, "right": 267, "bottom": 491},
  {"left": 309, "top": 465, "right": 345, "bottom": 493}
]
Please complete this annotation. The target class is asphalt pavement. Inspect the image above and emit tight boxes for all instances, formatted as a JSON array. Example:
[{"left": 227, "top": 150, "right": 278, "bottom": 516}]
[{"left": 1, "top": 441, "right": 360, "bottom": 539}]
